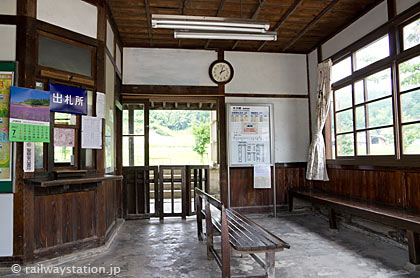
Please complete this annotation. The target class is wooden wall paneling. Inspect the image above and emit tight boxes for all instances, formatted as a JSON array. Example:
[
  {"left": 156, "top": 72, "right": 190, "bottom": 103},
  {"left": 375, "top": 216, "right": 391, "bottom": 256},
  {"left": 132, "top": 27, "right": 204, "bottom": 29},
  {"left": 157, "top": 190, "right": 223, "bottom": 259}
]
[{"left": 95, "top": 183, "right": 106, "bottom": 239}]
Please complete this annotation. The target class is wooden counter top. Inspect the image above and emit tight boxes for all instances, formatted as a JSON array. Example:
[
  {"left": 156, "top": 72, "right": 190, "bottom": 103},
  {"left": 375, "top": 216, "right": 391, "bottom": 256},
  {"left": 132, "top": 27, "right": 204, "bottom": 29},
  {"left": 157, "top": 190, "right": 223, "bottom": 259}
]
[{"left": 27, "top": 175, "right": 123, "bottom": 188}]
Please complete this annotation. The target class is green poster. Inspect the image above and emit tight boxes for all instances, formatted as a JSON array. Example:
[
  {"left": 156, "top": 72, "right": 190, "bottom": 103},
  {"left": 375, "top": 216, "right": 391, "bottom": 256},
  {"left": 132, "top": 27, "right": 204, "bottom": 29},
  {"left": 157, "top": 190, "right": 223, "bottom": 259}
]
[{"left": 9, "top": 122, "right": 50, "bottom": 142}]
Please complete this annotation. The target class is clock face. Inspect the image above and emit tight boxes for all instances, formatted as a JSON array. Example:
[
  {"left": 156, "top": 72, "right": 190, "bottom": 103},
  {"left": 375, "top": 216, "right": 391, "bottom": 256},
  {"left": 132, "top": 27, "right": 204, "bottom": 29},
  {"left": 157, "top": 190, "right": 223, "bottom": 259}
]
[{"left": 210, "top": 60, "right": 234, "bottom": 84}]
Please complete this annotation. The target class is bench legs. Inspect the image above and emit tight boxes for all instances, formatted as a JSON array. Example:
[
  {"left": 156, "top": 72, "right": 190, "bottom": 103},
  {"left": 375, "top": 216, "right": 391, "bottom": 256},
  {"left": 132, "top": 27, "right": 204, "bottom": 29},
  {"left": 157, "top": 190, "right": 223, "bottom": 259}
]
[
  {"left": 196, "top": 194, "right": 203, "bottom": 241},
  {"left": 328, "top": 208, "right": 337, "bottom": 230},
  {"left": 288, "top": 191, "right": 294, "bottom": 212},
  {"left": 265, "top": 251, "right": 275, "bottom": 278},
  {"left": 408, "top": 231, "right": 420, "bottom": 265},
  {"left": 221, "top": 207, "right": 231, "bottom": 278},
  {"left": 205, "top": 201, "right": 214, "bottom": 260}
]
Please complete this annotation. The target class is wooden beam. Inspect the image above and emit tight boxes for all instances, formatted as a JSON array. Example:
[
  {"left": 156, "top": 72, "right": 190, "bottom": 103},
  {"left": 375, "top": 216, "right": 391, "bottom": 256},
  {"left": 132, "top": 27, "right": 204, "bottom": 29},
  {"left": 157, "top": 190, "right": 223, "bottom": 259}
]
[
  {"left": 122, "top": 85, "right": 219, "bottom": 95},
  {"left": 257, "top": 0, "right": 303, "bottom": 52},
  {"left": 178, "top": 0, "right": 190, "bottom": 48},
  {"left": 282, "top": 0, "right": 339, "bottom": 52},
  {"left": 204, "top": 0, "right": 227, "bottom": 49},
  {"left": 144, "top": 0, "right": 152, "bottom": 46},
  {"left": 232, "top": 0, "right": 267, "bottom": 50}
]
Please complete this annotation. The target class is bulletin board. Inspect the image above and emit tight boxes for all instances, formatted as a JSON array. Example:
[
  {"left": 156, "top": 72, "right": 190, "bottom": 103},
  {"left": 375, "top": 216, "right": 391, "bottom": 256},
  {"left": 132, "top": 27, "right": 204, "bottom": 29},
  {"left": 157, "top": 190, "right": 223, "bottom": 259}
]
[
  {"left": 0, "top": 62, "right": 16, "bottom": 193},
  {"left": 227, "top": 104, "right": 274, "bottom": 167}
]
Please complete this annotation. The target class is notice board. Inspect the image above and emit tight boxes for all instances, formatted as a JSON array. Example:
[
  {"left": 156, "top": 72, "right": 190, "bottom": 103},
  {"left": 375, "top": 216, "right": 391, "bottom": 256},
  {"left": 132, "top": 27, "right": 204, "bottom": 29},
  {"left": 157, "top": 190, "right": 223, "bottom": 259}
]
[{"left": 228, "top": 104, "right": 273, "bottom": 167}]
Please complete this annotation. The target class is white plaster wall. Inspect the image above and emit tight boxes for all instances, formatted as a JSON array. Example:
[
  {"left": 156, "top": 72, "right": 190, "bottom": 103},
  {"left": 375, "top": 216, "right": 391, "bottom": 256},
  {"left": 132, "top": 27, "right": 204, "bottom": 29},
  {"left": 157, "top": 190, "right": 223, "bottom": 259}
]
[
  {"left": 322, "top": 1, "right": 388, "bottom": 59},
  {"left": 0, "top": 0, "right": 16, "bottom": 15},
  {"left": 116, "top": 44, "right": 122, "bottom": 73},
  {"left": 37, "top": 0, "right": 98, "bottom": 39},
  {"left": 308, "top": 50, "right": 318, "bottom": 137},
  {"left": 225, "top": 51, "right": 308, "bottom": 95},
  {"left": 123, "top": 48, "right": 217, "bottom": 86},
  {"left": 106, "top": 20, "right": 114, "bottom": 57},
  {"left": 0, "top": 194, "right": 13, "bottom": 256},
  {"left": 0, "top": 25, "right": 16, "bottom": 60},
  {"left": 396, "top": 0, "right": 419, "bottom": 14},
  {"left": 105, "top": 56, "right": 115, "bottom": 173},
  {"left": 226, "top": 97, "right": 310, "bottom": 163}
]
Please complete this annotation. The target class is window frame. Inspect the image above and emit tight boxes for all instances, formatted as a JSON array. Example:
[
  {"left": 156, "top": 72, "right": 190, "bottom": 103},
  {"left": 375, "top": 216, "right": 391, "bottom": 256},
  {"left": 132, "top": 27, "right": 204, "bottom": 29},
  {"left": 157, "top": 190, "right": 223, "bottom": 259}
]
[{"left": 326, "top": 13, "right": 420, "bottom": 166}]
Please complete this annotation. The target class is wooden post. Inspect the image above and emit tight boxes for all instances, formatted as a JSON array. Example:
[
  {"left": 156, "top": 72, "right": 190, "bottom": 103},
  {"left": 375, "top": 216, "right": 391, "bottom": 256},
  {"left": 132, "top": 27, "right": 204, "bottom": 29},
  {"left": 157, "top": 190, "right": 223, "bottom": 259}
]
[
  {"left": 265, "top": 251, "right": 275, "bottom": 278},
  {"left": 288, "top": 191, "right": 294, "bottom": 212},
  {"left": 407, "top": 231, "right": 420, "bottom": 265},
  {"left": 328, "top": 208, "right": 337, "bottom": 230},
  {"left": 205, "top": 200, "right": 213, "bottom": 260},
  {"left": 159, "top": 167, "right": 164, "bottom": 220},
  {"left": 195, "top": 193, "right": 203, "bottom": 241},
  {"left": 221, "top": 206, "right": 231, "bottom": 278}
]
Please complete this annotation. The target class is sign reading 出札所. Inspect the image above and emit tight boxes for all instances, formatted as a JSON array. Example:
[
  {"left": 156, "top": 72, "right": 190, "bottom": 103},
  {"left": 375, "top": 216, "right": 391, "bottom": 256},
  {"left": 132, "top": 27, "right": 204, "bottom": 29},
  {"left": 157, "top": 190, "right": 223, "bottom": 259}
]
[{"left": 49, "top": 83, "right": 87, "bottom": 115}]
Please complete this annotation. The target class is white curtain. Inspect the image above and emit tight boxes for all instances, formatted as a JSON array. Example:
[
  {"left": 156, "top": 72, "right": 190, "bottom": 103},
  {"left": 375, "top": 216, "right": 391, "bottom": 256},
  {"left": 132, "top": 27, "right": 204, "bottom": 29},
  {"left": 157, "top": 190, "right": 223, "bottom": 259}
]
[{"left": 306, "top": 59, "right": 333, "bottom": 181}]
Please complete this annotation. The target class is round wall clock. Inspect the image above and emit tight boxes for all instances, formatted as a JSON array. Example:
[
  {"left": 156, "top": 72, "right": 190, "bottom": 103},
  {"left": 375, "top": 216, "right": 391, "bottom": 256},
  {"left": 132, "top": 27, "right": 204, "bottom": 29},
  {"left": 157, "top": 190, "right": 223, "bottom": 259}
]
[{"left": 209, "top": 60, "right": 234, "bottom": 84}]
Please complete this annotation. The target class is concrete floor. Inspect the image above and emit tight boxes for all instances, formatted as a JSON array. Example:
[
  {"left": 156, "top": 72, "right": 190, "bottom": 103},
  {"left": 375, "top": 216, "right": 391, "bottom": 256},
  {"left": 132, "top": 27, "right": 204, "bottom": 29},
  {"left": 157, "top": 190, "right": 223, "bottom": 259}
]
[{"left": 2, "top": 211, "right": 419, "bottom": 278}]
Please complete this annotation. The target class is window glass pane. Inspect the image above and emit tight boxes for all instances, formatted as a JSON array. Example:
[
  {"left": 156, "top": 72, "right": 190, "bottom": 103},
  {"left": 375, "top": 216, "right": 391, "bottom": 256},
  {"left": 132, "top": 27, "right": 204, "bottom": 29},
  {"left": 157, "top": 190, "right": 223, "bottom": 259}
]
[
  {"left": 356, "top": 106, "right": 366, "bottom": 130},
  {"left": 366, "top": 98, "right": 393, "bottom": 128},
  {"left": 87, "top": 90, "right": 93, "bottom": 116},
  {"left": 134, "top": 109, "right": 144, "bottom": 135},
  {"left": 366, "top": 127, "right": 395, "bottom": 155},
  {"left": 331, "top": 57, "right": 352, "bottom": 83},
  {"left": 123, "top": 136, "right": 129, "bottom": 166},
  {"left": 134, "top": 136, "right": 144, "bottom": 166},
  {"left": 330, "top": 107, "right": 336, "bottom": 159},
  {"left": 403, "top": 18, "right": 420, "bottom": 51},
  {"left": 401, "top": 89, "right": 420, "bottom": 123},
  {"left": 357, "top": 132, "right": 367, "bottom": 155},
  {"left": 86, "top": 149, "right": 93, "bottom": 167},
  {"left": 54, "top": 147, "right": 73, "bottom": 163},
  {"left": 123, "top": 110, "right": 129, "bottom": 135},
  {"left": 335, "top": 85, "right": 352, "bottom": 110},
  {"left": 55, "top": 112, "right": 76, "bottom": 125},
  {"left": 335, "top": 109, "right": 353, "bottom": 133},
  {"left": 337, "top": 134, "right": 354, "bottom": 156},
  {"left": 38, "top": 35, "right": 92, "bottom": 77},
  {"left": 354, "top": 80, "right": 364, "bottom": 104},
  {"left": 399, "top": 55, "right": 420, "bottom": 92},
  {"left": 354, "top": 35, "right": 389, "bottom": 70},
  {"left": 403, "top": 123, "right": 420, "bottom": 154},
  {"left": 34, "top": 143, "right": 43, "bottom": 169},
  {"left": 365, "top": 68, "right": 392, "bottom": 101}
]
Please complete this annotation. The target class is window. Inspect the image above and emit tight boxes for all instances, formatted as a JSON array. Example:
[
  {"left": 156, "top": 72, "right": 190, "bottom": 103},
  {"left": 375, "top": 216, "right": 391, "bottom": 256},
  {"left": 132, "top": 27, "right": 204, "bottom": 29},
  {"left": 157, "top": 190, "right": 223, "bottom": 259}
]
[
  {"left": 123, "top": 105, "right": 145, "bottom": 166},
  {"left": 328, "top": 16, "right": 420, "bottom": 161}
]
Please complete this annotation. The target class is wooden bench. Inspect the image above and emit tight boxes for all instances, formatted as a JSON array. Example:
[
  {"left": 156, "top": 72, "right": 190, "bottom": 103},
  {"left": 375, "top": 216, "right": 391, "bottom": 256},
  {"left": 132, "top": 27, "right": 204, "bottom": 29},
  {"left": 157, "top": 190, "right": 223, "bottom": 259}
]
[
  {"left": 289, "top": 188, "right": 420, "bottom": 266},
  {"left": 195, "top": 188, "right": 290, "bottom": 278}
]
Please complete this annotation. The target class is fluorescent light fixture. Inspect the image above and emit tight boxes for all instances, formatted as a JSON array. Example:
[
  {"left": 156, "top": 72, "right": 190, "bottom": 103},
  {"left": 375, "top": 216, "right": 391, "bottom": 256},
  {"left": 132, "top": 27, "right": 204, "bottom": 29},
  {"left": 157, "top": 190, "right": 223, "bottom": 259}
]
[
  {"left": 174, "top": 31, "right": 277, "bottom": 41},
  {"left": 152, "top": 14, "right": 270, "bottom": 32}
]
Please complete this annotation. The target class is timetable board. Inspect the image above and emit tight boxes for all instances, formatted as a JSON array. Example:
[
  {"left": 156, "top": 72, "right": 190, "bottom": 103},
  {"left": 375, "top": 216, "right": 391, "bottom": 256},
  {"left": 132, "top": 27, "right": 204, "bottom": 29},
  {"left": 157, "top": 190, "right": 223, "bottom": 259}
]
[{"left": 228, "top": 104, "right": 272, "bottom": 166}]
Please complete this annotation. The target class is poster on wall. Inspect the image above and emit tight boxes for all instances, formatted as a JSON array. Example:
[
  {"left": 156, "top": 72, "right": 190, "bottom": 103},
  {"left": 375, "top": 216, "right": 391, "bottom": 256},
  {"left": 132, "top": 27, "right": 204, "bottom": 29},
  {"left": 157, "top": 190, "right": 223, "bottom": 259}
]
[
  {"left": 229, "top": 105, "right": 271, "bottom": 166},
  {"left": 81, "top": 116, "right": 102, "bottom": 149},
  {"left": 0, "top": 72, "right": 13, "bottom": 181},
  {"left": 49, "top": 83, "right": 87, "bottom": 115},
  {"left": 9, "top": 86, "right": 50, "bottom": 142}
]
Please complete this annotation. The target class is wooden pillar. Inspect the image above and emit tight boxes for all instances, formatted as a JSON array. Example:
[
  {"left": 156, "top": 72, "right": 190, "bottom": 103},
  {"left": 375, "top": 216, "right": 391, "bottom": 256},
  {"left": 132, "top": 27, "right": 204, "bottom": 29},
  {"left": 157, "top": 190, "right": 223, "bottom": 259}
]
[{"left": 407, "top": 231, "right": 420, "bottom": 265}]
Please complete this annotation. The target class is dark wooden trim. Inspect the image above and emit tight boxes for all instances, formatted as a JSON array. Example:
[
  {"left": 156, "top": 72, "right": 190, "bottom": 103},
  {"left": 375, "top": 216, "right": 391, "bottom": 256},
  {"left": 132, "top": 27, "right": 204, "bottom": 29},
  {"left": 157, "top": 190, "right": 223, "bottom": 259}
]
[
  {"left": 144, "top": 0, "right": 152, "bottom": 47},
  {"left": 275, "top": 162, "right": 306, "bottom": 168},
  {"left": 387, "top": 0, "right": 397, "bottom": 21},
  {"left": 257, "top": 0, "right": 303, "bottom": 52},
  {"left": 0, "top": 15, "right": 17, "bottom": 25},
  {"left": 283, "top": 0, "right": 339, "bottom": 52},
  {"left": 17, "top": 0, "right": 36, "bottom": 17},
  {"left": 225, "top": 93, "right": 308, "bottom": 99},
  {"left": 122, "top": 85, "right": 219, "bottom": 95},
  {"left": 204, "top": 0, "right": 227, "bottom": 49},
  {"left": 306, "top": 54, "right": 313, "bottom": 140},
  {"left": 327, "top": 160, "right": 420, "bottom": 172}
]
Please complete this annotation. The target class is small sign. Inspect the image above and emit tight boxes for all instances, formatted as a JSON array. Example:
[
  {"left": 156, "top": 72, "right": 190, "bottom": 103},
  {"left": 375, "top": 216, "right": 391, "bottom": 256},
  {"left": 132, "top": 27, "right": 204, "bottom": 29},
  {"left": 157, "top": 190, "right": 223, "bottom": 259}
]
[
  {"left": 23, "top": 142, "right": 34, "bottom": 172},
  {"left": 254, "top": 164, "right": 271, "bottom": 189},
  {"left": 49, "top": 83, "right": 87, "bottom": 115}
]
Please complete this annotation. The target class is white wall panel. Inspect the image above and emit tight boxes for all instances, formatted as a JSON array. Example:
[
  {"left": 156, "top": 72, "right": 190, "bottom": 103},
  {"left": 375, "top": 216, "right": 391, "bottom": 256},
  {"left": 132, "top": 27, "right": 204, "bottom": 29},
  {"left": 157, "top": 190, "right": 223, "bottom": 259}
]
[
  {"left": 37, "top": 0, "right": 97, "bottom": 39},
  {"left": 0, "top": 194, "right": 13, "bottom": 256},
  {"left": 225, "top": 51, "right": 308, "bottom": 95},
  {"left": 0, "top": 0, "right": 16, "bottom": 15},
  {"left": 116, "top": 44, "right": 122, "bottom": 73},
  {"left": 322, "top": 1, "right": 387, "bottom": 59},
  {"left": 0, "top": 25, "right": 16, "bottom": 60},
  {"left": 123, "top": 48, "right": 217, "bottom": 86},
  {"left": 307, "top": 50, "right": 318, "bottom": 136},
  {"left": 226, "top": 97, "right": 310, "bottom": 163},
  {"left": 396, "top": 0, "right": 419, "bottom": 14},
  {"left": 106, "top": 20, "right": 114, "bottom": 57}
]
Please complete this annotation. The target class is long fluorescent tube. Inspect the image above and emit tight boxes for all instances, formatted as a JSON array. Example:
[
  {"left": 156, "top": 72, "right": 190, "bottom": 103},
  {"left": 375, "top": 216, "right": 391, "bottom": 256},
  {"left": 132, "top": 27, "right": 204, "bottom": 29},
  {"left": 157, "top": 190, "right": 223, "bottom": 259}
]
[
  {"left": 152, "top": 14, "right": 270, "bottom": 32},
  {"left": 174, "top": 31, "right": 277, "bottom": 41},
  {"left": 153, "top": 24, "right": 268, "bottom": 33}
]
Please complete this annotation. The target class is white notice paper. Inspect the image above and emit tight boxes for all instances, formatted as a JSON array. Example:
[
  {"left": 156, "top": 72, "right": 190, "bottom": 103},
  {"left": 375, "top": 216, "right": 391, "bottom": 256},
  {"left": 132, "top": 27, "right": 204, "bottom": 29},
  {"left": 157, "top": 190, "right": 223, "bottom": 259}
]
[
  {"left": 23, "top": 142, "right": 35, "bottom": 172},
  {"left": 81, "top": 116, "right": 103, "bottom": 149},
  {"left": 96, "top": 92, "right": 106, "bottom": 119},
  {"left": 254, "top": 164, "right": 271, "bottom": 189}
]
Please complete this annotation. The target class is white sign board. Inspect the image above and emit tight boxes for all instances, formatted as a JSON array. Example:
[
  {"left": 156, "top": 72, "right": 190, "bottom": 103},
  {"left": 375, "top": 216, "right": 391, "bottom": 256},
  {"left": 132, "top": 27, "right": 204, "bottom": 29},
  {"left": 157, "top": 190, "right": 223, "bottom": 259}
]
[
  {"left": 254, "top": 164, "right": 271, "bottom": 189},
  {"left": 229, "top": 105, "right": 272, "bottom": 166},
  {"left": 81, "top": 116, "right": 102, "bottom": 149}
]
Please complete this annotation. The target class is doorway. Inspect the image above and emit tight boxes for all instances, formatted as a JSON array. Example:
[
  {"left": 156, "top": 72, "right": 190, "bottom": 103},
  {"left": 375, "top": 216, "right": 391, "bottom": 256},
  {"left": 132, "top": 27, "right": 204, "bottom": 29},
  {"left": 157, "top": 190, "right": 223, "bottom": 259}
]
[{"left": 122, "top": 100, "right": 219, "bottom": 219}]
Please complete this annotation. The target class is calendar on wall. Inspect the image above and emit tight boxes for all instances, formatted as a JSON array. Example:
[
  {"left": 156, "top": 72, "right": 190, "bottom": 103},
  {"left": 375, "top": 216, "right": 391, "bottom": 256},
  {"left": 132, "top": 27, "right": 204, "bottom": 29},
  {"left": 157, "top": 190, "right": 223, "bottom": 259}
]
[{"left": 228, "top": 104, "right": 273, "bottom": 167}]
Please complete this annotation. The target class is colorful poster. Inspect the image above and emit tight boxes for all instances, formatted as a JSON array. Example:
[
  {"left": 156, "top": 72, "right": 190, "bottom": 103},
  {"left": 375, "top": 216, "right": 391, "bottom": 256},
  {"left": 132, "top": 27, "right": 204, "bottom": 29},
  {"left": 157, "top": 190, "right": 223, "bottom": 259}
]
[
  {"left": 0, "top": 72, "right": 13, "bottom": 181},
  {"left": 9, "top": 86, "right": 50, "bottom": 142},
  {"left": 0, "top": 142, "right": 11, "bottom": 180},
  {"left": 49, "top": 83, "right": 87, "bottom": 115},
  {"left": 54, "top": 128, "right": 75, "bottom": 147}
]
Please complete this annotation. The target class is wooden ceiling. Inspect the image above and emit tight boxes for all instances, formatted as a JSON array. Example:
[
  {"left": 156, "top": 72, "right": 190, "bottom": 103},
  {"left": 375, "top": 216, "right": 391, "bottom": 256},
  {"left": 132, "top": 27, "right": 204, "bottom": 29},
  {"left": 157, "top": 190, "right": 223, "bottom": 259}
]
[{"left": 108, "top": 0, "right": 383, "bottom": 53}]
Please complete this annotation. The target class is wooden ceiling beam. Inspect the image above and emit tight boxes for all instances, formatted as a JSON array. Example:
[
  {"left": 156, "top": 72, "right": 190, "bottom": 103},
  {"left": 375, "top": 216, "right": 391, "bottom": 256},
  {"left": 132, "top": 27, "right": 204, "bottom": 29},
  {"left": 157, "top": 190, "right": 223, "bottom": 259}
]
[
  {"left": 144, "top": 0, "right": 153, "bottom": 46},
  {"left": 231, "top": 0, "right": 267, "bottom": 50},
  {"left": 178, "top": 0, "right": 190, "bottom": 47},
  {"left": 204, "top": 0, "right": 227, "bottom": 49},
  {"left": 257, "top": 0, "right": 303, "bottom": 52},
  {"left": 282, "top": 0, "right": 339, "bottom": 52}
]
